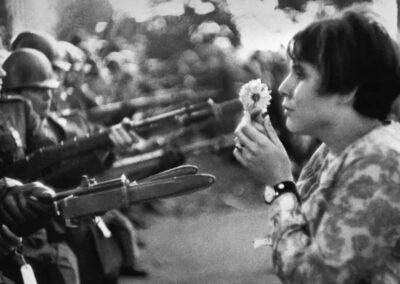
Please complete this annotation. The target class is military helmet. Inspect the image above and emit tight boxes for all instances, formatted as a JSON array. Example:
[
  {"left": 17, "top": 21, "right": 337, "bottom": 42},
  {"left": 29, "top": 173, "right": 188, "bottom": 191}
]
[
  {"left": 58, "top": 41, "right": 86, "bottom": 71},
  {"left": 2, "top": 48, "right": 60, "bottom": 91},
  {"left": 11, "top": 31, "right": 71, "bottom": 72}
]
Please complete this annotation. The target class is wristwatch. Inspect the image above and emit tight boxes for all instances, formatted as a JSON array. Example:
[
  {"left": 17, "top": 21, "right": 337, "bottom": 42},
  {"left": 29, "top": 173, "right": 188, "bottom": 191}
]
[{"left": 264, "top": 181, "right": 301, "bottom": 205}]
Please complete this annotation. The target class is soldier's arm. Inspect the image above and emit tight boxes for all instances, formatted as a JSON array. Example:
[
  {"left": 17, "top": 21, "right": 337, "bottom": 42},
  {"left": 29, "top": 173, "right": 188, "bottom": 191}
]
[{"left": 0, "top": 177, "right": 56, "bottom": 237}]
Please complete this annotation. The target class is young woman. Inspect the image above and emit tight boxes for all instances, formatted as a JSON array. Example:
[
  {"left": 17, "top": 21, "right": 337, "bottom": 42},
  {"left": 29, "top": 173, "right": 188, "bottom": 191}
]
[{"left": 234, "top": 7, "right": 400, "bottom": 284}]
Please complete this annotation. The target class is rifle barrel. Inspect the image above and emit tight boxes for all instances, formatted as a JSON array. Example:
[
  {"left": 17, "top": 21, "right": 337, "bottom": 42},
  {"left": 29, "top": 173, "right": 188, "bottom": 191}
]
[
  {"left": 86, "top": 89, "right": 220, "bottom": 123},
  {"left": 2, "top": 99, "right": 240, "bottom": 182}
]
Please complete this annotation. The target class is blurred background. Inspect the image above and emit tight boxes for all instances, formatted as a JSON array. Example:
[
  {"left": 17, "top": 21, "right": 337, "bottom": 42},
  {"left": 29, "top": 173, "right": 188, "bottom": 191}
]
[{"left": 0, "top": 0, "right": 399, "bottom": 283}]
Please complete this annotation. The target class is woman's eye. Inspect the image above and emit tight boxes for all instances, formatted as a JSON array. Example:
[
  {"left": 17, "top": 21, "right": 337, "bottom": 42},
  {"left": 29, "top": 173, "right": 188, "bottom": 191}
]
[
  {"left": 292, "top": 65, "right": 306, "bottom": 79},
  {"left": 293, "top": 69, "right": 305, "bottom": 79}
]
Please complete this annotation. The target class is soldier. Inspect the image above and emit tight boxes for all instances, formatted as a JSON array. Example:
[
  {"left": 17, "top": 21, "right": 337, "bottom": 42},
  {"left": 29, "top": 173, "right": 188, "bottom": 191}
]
[
  {"left": 0, "top": 52, "right": 80, "bottom": 284},
  {"left": 10, "top": 30, "right": 71, "bottom": 90},
  {"left": 10, "top": 30, "right": 114, "bottom": 116},
  {"left": 10, "top": 30, "right": 85, "bottom": 113},
  {"left": 2, "top": 47, "right": 146, "bottom": 284},
  {"left": 2, "top": 48, "right": 140, "bottom": 185},
  {"left": 0, "top": 177, "right": 60, "bottom": 284},
  {"left": 0, "top": 224, "right": 22, "bottom": 284}
]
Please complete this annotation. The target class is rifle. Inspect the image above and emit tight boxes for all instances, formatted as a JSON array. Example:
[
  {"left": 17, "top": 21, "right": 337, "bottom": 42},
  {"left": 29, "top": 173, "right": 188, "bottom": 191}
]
[
  {"left": 1, "top": 99, "right": 242, "bottom": 182},
  {"left": 99, "top": 133, "right": 236, "bottom": 181},
  {"left": 85, "top": 88, "right": 220, "bottom": 125},
  {"left": 53, "top": 165, "right": 215, "bottom": 219}
]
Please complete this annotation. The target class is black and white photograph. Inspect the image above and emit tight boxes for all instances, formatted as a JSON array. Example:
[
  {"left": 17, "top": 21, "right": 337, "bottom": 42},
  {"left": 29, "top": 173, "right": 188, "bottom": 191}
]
[{"left": 0, "top": 0, "right": 399, "bottom": 283}]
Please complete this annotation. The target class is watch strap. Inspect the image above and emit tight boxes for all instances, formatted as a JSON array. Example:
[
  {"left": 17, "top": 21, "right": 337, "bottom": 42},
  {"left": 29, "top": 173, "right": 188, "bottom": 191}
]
[{"left": 274, "top": 181, "right": 301, "bottom": 204}]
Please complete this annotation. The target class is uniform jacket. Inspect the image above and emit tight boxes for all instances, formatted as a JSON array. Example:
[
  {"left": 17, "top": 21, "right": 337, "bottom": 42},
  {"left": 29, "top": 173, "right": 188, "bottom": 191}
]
[
  {"left": 38, "top": 110, "right": 114, "bottom": 189},
  {"left": 0, "top": 97, "right": 79, "bottom": 284},
  {"left": 0, "top": 96, "right": 54, "bottom": 168},
  {"left": 39, "top": 110, "right": 137, "bottom": 284}
]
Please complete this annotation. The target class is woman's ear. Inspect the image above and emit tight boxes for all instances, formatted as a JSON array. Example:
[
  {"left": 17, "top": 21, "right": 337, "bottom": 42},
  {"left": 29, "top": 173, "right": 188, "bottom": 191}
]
[{"left": 336, "top": 87, "right": 357, "bottom": 106}]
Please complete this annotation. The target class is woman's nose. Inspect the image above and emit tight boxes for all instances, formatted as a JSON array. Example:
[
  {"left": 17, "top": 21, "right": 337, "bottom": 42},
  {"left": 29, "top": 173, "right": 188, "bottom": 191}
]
[
  {"left": 0, "top": 67, "right": 6, "bottom": 78},
  {"left": 278, "top": 75, "right": 292, "bottom": 98}
]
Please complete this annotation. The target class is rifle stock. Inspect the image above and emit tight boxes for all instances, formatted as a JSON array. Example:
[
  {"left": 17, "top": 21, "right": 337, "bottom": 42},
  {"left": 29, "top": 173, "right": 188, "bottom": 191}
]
[{"left": 1, "top": 99, "right": 241, "bottom": 182}]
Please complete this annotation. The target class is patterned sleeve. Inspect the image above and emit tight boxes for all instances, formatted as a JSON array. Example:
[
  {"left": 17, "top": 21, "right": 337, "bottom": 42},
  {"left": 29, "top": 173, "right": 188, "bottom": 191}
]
[{"left": 269, "top": 147, "right": 400, "bottom": 284}]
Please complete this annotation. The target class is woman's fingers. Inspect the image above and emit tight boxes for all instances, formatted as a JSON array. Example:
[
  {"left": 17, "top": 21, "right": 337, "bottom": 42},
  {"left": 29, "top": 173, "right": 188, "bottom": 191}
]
[
  {"left": 235, "top": 127, "right": 258, "bottom": 153},
  {"left": 237, "top": 121, "right": 273, "bottom": 151},
  {"left": 263, "top": 115, "right": 284, "bottom": 148},
  {"left": 233, "top": 147, "right": 246, "bottom": 165}
]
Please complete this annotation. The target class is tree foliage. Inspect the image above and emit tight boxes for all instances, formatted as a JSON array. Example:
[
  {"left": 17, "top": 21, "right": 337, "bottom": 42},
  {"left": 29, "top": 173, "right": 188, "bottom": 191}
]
[{"left": 55, "top": 0, "right": 113, "bottom": 41}]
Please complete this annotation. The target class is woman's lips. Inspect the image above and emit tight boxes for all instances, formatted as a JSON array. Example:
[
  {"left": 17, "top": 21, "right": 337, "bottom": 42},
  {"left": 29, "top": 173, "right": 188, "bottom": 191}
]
[{"left": 283, "top": 107, "right": 293, "bottom": 116}]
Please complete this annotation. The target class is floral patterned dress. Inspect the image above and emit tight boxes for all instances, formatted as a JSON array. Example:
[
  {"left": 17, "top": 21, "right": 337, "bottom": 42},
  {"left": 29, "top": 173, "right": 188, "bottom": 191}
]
[{"left": 269, "top": 122, "right": 400, "bottom": 284}]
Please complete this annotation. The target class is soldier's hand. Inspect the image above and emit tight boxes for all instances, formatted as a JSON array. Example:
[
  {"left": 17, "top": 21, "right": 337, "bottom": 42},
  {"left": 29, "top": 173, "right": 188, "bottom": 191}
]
[
  {"left": 0, "top": 224, "right": 22, "bottom": 258},
  {"left": 0, "top": 180, "right": 56, "bottom": 236},
  {"left": 109, "top": 118, "right": 150, "bottom": 155}
]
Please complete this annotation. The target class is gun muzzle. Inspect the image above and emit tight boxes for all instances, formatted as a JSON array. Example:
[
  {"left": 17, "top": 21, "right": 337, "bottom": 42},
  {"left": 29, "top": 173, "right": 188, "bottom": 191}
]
[
  {"left": 125, "top": 98, "right": 242, "bottom": 133},
  {"left": 179, "top": 98, "right": 243, "bottom": 126}
]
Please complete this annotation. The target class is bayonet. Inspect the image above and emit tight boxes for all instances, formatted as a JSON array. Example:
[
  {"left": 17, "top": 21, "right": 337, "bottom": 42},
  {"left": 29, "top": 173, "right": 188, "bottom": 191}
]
[{"left": 55, "top": 171, "right": 215, "bottom": 219}]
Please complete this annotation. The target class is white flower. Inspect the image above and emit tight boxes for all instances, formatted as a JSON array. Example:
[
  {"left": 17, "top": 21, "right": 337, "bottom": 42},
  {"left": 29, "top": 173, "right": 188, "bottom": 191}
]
[{"left": 239, "top": 78, "right": 272, "bottom": 113}]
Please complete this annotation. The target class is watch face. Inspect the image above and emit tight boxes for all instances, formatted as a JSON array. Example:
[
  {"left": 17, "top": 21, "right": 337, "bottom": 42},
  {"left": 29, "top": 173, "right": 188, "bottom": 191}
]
[{"left": 264, "top": 186, "right": 275, "bottom": 203}]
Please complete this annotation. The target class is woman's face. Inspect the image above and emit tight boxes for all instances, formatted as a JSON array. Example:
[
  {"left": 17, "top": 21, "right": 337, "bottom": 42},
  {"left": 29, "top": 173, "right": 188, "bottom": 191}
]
[{"left": 278, "top": 60, "right": 338, "bottom": 138}]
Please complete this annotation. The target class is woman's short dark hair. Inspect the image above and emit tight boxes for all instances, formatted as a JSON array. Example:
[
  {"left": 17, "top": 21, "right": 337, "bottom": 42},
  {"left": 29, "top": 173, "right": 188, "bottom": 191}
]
[{"left": 287, "top": 7, "right": 400, "bottom": 120}]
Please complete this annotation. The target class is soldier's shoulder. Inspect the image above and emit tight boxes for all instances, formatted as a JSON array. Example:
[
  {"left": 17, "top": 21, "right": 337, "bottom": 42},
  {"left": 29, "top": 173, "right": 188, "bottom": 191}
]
[
  {"left": 0, "top": 94, "right": 30, "bottom": 105},
  {"left": 0, "top": 95, "right": 33, "bottom": 117}
]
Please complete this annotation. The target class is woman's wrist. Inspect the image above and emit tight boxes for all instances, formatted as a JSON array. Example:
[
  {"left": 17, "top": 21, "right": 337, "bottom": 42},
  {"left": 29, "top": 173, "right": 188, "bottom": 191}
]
[{"left": 264, "top": 180, "right": 301, "bottom": 205}]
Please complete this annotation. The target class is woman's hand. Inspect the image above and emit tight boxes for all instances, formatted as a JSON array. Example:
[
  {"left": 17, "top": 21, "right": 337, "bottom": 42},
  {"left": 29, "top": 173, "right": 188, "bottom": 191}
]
[{"left": 233, "top": 114, "right": 293, "bottom": 185}]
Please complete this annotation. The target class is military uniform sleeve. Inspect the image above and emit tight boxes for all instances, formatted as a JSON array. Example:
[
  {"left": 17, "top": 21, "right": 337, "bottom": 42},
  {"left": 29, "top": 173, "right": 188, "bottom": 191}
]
[
  {"left": 269, "top": 149, "right": 400, "bottom": 284},
  {"left": 38, "top": 112, "right": 114, "bottom": 189},
  {"left": 58, "top": 111, "right": 115, "bottom": 167}
]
